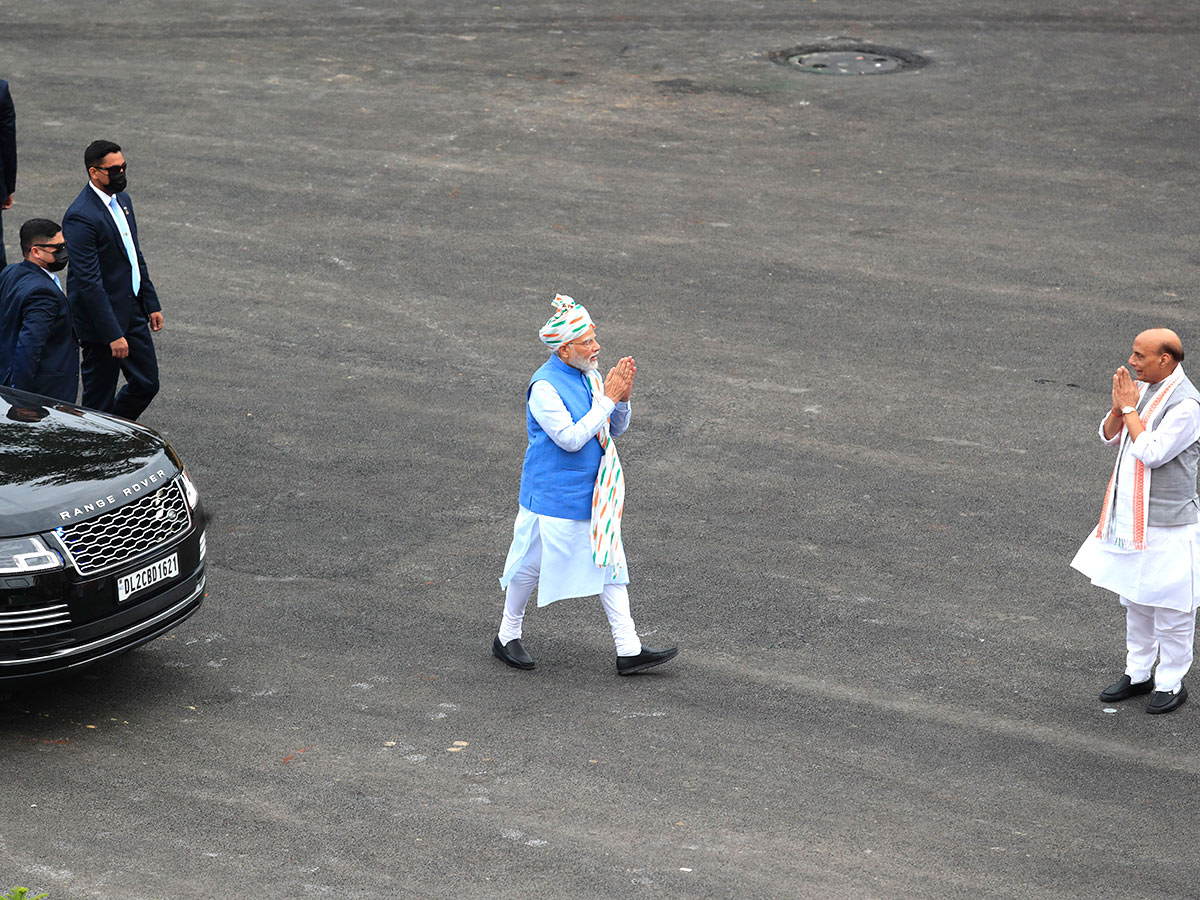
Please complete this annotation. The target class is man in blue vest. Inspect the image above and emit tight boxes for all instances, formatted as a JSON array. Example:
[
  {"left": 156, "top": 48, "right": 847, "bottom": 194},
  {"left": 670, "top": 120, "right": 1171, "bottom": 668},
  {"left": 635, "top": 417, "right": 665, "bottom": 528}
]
[
  {"left": 1072, "top": 328, "right": 1200, "bottom": 714},
  {"left": 494, "top": 294, "right": 677, "bottom": 675},
  {"left": 0, "top": 218, "right": 79, "bottom": 403}
]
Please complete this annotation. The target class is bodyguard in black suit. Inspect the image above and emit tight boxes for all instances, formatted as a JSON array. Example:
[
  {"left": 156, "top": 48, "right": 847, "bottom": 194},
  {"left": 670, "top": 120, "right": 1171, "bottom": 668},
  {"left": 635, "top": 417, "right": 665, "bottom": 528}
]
[
  {"left": 62, "top": 140, "right": 163, "bottom": 420},
  {"left": 0, "top": 219, "right": 78, "bottom": 403},
  {"left": 0, "top": 79, "right": 16, "bottom": 268}
]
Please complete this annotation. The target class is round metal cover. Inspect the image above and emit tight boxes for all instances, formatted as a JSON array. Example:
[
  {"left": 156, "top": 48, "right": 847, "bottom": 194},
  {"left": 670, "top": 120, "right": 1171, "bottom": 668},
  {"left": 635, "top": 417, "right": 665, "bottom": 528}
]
[
  {"left": 770, "top": 43, "right": 929, "bottom": 76},
  {"left": 792, "top": 50, "right": 902, "bottom": 75}
]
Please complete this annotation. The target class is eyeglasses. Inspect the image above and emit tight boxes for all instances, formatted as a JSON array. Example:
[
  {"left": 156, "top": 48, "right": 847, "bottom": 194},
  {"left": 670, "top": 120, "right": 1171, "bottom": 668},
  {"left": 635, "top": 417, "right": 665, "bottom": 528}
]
[
  {"left": 90, "top": 163, "right": 127, "bottom": 175},
  {"left": 33, "top": 242, "right": 67, "bottom": 252}
]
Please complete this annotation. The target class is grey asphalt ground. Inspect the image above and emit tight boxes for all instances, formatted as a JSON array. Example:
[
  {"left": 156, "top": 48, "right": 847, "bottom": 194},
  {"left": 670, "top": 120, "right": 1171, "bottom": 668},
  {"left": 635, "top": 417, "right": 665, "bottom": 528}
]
[{"left": 2, "top": 2, "right": 1199, "bottom": 898}]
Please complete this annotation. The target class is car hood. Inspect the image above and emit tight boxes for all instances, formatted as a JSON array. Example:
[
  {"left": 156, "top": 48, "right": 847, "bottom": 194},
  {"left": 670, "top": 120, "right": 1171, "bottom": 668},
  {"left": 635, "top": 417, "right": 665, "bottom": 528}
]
[{"left": 0, "top": 388, "right": 179, "bottom": 536}]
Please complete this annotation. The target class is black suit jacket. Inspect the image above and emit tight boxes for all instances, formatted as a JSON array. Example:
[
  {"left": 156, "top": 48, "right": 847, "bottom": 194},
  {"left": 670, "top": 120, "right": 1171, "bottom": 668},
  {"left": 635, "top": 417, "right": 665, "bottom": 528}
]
[
  {"left": 0, "top": 80, "right": 14, "bottom": 199},
  {"left": 0, "top": 259, "right": 79, "bottom": 402},
  {"left": 62, "top": 184, "right": 160, "bottom": 345}
]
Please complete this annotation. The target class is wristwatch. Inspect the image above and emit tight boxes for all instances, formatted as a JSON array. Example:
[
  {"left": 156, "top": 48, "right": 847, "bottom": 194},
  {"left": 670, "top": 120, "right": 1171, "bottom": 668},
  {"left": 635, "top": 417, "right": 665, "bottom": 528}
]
[{"left": 1121, "top": 405, "right": 1137, "bottom": 416}]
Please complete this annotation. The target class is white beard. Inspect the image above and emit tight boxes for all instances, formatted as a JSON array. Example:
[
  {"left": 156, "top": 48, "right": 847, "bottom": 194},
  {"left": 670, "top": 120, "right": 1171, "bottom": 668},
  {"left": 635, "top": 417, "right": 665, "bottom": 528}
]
[{"left": 563, "top": 349, "right": 598, "bottom": 372}]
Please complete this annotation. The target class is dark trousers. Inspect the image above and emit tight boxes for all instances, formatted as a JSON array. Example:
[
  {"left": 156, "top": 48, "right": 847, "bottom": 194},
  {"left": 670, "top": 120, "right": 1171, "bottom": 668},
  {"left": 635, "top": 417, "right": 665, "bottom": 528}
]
[
  {"left": 0, "top": 211, "right": 7, "bottom": 268},
  {"left": 81, "top": 317, "right": 159, "bottom": 419}
]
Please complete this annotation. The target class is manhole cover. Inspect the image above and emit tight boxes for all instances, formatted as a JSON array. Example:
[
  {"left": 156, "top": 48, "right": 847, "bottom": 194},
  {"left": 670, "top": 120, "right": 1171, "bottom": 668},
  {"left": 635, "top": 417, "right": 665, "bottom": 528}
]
[{"left": 770, "top": 43, "right": 929, "bottom": 75}]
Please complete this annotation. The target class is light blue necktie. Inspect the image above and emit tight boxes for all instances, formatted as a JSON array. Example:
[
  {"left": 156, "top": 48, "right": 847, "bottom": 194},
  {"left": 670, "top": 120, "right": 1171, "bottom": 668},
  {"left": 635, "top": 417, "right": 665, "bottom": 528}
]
[
  {"left": 51, "top": 272, "right": 63, "bottom": 293},
  {"left": 108, "top": 195, "right": 141, "bottom": 296}
]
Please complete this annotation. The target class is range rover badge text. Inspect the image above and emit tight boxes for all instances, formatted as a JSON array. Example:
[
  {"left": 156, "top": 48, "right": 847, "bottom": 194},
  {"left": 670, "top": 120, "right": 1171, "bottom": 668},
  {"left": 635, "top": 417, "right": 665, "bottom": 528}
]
[{"left": 57, "top": 469, "right": 169, "bottom": 521}]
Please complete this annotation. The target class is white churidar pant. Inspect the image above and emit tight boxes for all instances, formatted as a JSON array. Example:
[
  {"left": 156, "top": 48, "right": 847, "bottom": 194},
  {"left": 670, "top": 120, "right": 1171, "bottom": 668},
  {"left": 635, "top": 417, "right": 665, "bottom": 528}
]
[
  {"left": 1072, "top": 520, "right": 1200, "bottom": 694},
  {"left": 1121, "top": 599, "right": 1195, "bottom": 693},
  {"left": 498, "top": 508, "right": 641, "bottom": 656}
]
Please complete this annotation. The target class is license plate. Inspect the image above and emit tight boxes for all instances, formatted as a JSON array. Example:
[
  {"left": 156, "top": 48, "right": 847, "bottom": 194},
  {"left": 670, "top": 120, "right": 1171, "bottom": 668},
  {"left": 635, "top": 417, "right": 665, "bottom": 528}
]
[{"left": 118, "top": 553, "right": 179, "bottom": 602}]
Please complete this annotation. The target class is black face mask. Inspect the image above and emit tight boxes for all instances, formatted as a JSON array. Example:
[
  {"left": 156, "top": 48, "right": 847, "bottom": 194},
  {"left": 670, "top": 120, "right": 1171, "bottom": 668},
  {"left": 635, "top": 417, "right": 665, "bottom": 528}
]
[
  {"left": 107, "top": 171, "right": 127, "bottom": 193},
  {"left": 45, "top": 247, "right": 69, "bottom": 272}
]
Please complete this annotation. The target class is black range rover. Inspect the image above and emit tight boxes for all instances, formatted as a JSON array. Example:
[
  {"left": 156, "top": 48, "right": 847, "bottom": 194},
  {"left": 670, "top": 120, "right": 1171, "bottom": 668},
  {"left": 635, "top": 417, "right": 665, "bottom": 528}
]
[{"left": 0, "top": 387, "right": 207, "bottom": 682}]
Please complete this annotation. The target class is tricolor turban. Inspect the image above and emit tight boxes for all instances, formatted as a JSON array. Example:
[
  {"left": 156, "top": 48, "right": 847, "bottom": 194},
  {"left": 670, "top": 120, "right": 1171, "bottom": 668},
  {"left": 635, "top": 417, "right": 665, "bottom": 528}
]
[{"left": 539, "top": 294, "right": 594, "bottom": 349}]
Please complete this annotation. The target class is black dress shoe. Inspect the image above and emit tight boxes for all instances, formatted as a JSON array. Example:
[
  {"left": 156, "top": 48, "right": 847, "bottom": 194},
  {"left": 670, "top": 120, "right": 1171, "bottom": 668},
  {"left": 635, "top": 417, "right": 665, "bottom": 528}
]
[
  {"left": 616, "top": 645, "right": 678, "bottom": 676},
  {"left": 1099, "top": 674, "right": 1154, "bottom": 702},
  {"left": 492, "top": 635, "right": 535, "bottom": 670},
  {"left": 1146, "top": 685, "right": 1188, "bottom": 715}
]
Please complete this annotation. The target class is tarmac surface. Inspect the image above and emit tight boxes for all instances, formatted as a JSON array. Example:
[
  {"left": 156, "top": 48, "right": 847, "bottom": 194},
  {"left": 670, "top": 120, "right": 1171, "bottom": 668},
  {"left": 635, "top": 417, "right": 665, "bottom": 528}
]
[{"left": 2, "top": 2, "right": 1199, "bottom": 898}]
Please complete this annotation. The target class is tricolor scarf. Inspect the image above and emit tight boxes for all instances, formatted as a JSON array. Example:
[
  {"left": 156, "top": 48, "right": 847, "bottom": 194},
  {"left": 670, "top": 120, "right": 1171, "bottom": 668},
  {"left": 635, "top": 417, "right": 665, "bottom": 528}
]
[
  {"left": 1095, "top": 369, "right": 1186, "bottom": 550},
  {"left": 584, "top": 368, "right": 626, "bottom": 575}
]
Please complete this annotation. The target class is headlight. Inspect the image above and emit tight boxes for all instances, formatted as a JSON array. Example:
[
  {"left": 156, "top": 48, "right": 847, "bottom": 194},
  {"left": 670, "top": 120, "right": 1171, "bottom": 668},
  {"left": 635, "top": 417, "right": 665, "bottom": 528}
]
[
  {"left": 179, "top": 469, "right": 199, "bottom": 509},
  {"left": 0, "top": 536, "right": 64, "bottom": 574}
]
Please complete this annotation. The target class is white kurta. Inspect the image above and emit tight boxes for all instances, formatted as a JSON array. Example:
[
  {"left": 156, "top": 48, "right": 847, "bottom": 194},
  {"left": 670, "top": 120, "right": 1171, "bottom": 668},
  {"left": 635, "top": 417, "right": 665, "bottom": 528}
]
[
  {"left": 499, "top": 377, "right": 631, "bottom": 606},
  {"left": 1071, "top": 396, "right": 1200, "bottom": 610}
]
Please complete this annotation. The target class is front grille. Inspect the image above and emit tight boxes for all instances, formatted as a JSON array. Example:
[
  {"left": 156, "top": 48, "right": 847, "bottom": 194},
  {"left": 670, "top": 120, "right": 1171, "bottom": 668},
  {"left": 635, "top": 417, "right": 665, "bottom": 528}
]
[
  {"left": 56, "top": 480, "right": 192, "bottom": 576},
  {"left": 0, "top": 601, "right": 71, "bottom": 636}
]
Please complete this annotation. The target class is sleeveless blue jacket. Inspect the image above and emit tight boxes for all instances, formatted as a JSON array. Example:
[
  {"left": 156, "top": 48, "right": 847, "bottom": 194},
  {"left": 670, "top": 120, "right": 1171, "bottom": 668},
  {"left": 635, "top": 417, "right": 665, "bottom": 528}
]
[{"left": 519, "top": 354, "right": 603, "bottom": 520}]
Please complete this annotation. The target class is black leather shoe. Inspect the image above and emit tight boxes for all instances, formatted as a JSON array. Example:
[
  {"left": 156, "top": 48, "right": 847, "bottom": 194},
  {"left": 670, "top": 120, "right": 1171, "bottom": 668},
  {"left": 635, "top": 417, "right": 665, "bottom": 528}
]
[
  {"left": 1099, "top": 674, "right": 1154, "bottom": 702},
  {"left": 1146, "top": 685, "right": 1188, "bottom": 715},
  {"left": 492, "top": 636, "right": 534, "bottom": 670},
  {"left": 616, "top": 646, "right": 678, "bottom": 676}
]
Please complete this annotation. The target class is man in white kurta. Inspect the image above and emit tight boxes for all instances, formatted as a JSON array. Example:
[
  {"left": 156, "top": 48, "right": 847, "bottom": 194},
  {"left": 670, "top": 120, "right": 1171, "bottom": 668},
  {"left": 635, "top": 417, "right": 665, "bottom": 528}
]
[
  {"left": 1071, "top": 328, "right": 1200, "bottom": 714},
  {"left": 492, "top": 294, "right": 677, "bottom": 675}
]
